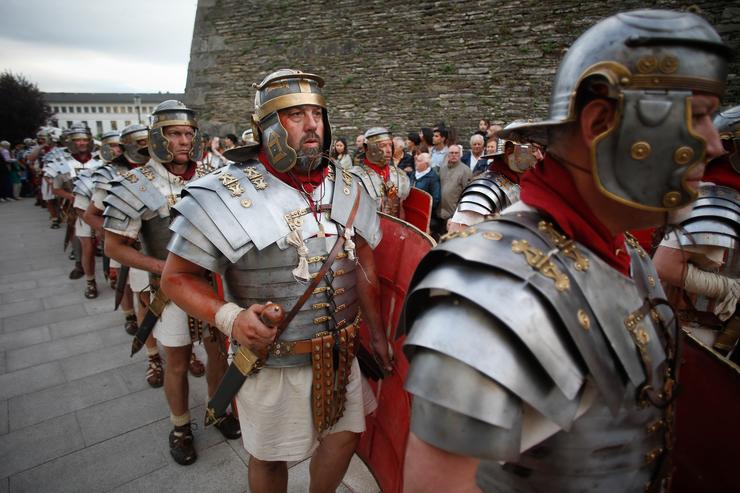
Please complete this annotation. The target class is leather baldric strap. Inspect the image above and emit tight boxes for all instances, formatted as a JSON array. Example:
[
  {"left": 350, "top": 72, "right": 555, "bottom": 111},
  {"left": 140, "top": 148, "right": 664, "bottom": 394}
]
[{"left": 271, "top": 184, "right": 362, "bottom": 338}]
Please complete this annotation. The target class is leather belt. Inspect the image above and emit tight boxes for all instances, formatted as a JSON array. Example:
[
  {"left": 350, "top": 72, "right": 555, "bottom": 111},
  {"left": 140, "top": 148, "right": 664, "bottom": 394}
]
[{"left": 270, "top": 316, "right": 361, "bottom": 358}]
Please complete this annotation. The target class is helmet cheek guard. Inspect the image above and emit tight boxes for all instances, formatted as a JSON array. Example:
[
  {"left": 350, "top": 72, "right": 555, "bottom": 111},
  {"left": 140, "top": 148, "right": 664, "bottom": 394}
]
[
  {"left": 364, "top": 127, "right": 393, "bottom": 167},
  {"left": 261, "top": 112, "right": 297, "bottom": 171},
  {"left": 251, "top": 69, "right": 331, "bottom": 173},
  {"left": 147, "top": 100, "right": 200, "bottom": 165},
  {"left": 500, "top": 9, "right": 731, "bottom": 212},
  {"left": 713, "top": 106, "right": 740, "bottom": 174},
  {"left": 593, "top": 88, "right": 706, "bottom": 210}
]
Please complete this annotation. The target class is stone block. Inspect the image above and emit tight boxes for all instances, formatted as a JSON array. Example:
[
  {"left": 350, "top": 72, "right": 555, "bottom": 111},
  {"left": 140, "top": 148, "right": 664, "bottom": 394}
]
[
  {"left": 42, "top": 290, "right": 86, "bottom": 310},
  {"left": 7, "top": 419, "right": 167, "bottom": 493},
  {"left": 60, "top": 340, "right": 137, "bottom": 382},
  {"left": 8, "top": 369, "right": 129, "bottom": 430},
  {"left": 342, "top": 454, "right": 380, "bottom": 493},
  {"left": 76, "top": 386, "right": 169, "bottom": 446},
  {"left": 0, "top": 413, "right": 84, "bottom": 479},
  {"left": 0, "top": 400, "right": 7, "bottom": 435},
  {"left": 6, "top": 331, "right": 104, "bottom": 372},
  {"left": 109, "top": 442, "right": 246, "bottom": 493},
  {"left": 0, "top": 361, "right": 66, "bottom": 401},
  {"left": 49, "top": 310, "right": 121, "bottom": 340},
  {"left": 0, "top": 326, "right": 51, "bottom": 352},
  {"left": 83, "top": 296, "right": 117, "bottom": 315},
  {"left": 0, "top": 280, "right": 36, "bottom": 296},
  {"left": 0, "top": 299, "right": 43, "bottom": 321},
  {"left": 2, "top": 304, "right": 86, "bottom": 334}
]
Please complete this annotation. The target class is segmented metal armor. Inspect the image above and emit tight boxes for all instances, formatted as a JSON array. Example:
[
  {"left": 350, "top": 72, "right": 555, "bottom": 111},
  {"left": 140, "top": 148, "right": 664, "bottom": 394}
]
[
  {"left": 404, "top": 209, "right": 677, "bottom": 492},
  {"left": 350, "top": 163, "right": 410, "bottom": 213},
  {"left": 168, "top": 161, "right": 380, "bottom": 368},
  {"left": 455, "top": 170, "right": 520, "bottom": 219}
]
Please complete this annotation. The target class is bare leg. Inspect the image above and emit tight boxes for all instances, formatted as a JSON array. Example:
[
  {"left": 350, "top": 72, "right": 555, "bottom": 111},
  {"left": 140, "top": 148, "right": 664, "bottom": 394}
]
[
  {"left": 309, "top": 431, "right": 359, "bottom": 493},
  {"left": 202, "top": 331, "right": 228, "bottom": 398},
  {"left": 79, "top": 236, "right": 95, "bottom": 278},
  {"left": 248, "top": 457, "right": 288, "bottom": 493},
  {"left": 163, "top": 344, "right": 192, "bottom": 416},
  {"left": 120, "top": 283, "right": 134, "bottom": 312}
]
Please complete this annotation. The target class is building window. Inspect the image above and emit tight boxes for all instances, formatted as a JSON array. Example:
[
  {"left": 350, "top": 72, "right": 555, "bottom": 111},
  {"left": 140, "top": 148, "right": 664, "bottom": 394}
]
[
  {"left": 66, "top": 121, "right": 73, "bottom": 128},
  {"left": 84, "top": 106, "right": 89, "bottom": 112},
  {"left": 61, "top": 107, "right": 67, "bottom": 113},
  {"left": 91, "top": 106, "right": 97, "bottom": 113},
  {"left": 98, "top": 106, "right": 103, "bottom": 113},
  {"left": 105, "top": 106, "right": 111, "bottom": 113},
  {"left": 76, "top": 106, "right": 81, "bottom": 113},
  {"left": 124, "top": 120, "right": 131, "bottom": 126},
  {"left": 111, "top": 121, "right": 118, "bottom": 130},
  {"left": 96, "top": 121, "right": 103, "bottom": 134},
  {"left": 51, "top": 119, "right": 58, "bottom": 127},
  {"left": 53, "top": 106, "right": 59, "bottom": 113}
]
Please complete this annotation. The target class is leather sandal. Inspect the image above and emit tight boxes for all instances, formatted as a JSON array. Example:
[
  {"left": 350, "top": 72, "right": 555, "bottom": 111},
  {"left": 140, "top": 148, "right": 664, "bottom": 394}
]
[
  {"left": 169, "top": 423, "right": 197, "bottom": 466},
  {"left": 146, "top": 353, "right": 164, "bottom": 388},
  {"left": 69, "top": 263, "right": 84, "bottom": 280},
  {"left": 84, "top": 280, "right": 98, "bottom": 299},
  {"left": 214, "top": 413, "right": 241, "bottom": 440},
  {"left": 124, "top": 314, "right": 138, "bottom": 336},
  {"left": 188, "top": 353, "right": 205, "bottom": 377}
]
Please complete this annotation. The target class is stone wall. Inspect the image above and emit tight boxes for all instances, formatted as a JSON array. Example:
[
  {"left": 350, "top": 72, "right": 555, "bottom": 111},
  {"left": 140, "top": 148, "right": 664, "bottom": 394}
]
[{"left": 186, "top": 0, "right": 739, "bottom": 143}]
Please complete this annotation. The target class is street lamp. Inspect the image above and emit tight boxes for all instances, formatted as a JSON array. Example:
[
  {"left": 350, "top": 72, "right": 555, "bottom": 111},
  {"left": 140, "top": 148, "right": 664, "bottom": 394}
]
[{"left": 133, "top": 95, "right": 142, "bottom": 124}]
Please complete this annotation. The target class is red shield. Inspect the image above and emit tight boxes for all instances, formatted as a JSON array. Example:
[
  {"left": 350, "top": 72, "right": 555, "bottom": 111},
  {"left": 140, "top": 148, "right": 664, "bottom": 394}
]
[
  {"left": 402, "top": 187, "right": 433, "bottom": 234},
  {"left": 357, "top": 213, "right": 435, "bottom": 493},
  {"left": 671, "top": 331, "right": 740, "bottom": 492}
]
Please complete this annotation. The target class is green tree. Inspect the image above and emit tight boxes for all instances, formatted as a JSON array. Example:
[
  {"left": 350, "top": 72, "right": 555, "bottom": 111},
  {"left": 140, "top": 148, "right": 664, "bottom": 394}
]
[{"left": 0, "top": 71, "right": 51, "bottom": 144}]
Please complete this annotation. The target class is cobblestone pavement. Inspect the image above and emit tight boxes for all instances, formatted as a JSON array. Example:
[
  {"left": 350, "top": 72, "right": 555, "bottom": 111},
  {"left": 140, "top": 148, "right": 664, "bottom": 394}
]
[{"left": 0, "top": 198, "right": 379, "bottom": 493}]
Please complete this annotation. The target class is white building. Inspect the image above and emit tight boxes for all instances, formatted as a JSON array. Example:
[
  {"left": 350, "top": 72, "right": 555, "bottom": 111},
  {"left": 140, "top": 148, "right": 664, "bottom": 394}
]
[{"left": 43, "top": 92, "right": 185, "bottom": 136}]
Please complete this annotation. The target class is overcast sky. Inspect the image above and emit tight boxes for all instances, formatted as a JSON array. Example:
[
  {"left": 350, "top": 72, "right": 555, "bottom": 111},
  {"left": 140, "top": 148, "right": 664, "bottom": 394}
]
[{"left": 0, "top": 0, "right": 198, "bottom": 93}]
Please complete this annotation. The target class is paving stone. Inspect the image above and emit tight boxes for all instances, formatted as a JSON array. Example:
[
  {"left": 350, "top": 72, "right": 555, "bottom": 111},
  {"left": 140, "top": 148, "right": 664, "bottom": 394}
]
[
  {"left": 109, "top": 442, "right": 247, "bottom": 493},
  {"left": 0, "top": 361, "right": 66, "bottom": 400},
  {"left": 7, "top": 418, "right": 167, "bottom": 493},
  {"left": 0, "top": 256, "right": 63, "bottom": 276},
  {"left": 35, "top": 276, "right": 80, "bottom": 289},
  {"left": 0, "top": 299, "right": 43, "bottom": 321},
  {"left": 61, "top": 340, "right": 138, "bottom": 382},
  {"left": 8, "top": 369, "right": 129, "bottom": 430},
  {"left": 5, "top": 331, "right": 104, "bottom": 372},
  {"left": 226, "top": 438, "right": 250, "bottom": 465},
  {"left": 0, "top": 413, "right": 85, "bottom": 479},
  {"left": 48, "top": 310, "right": 121, "bottom": 340},
  {"left": 42, "top": 290, "right": 87, "bottom": 310},
  {"left": 75, "top": 386, "right": 169, "bottom": 446},
  {"left": 0, "top": 326, "right": 51, "bottom": 351},
  {"left": 0, "top": 400, "right": 7, "bottom": 435},
  {"left": 115, "top": 360, "right": 153, "bottom": 394},
  {"left": 0, "top": 280, "right": 36, "bottom": 296},
  {"left": 0, "top": 267, "right": 68, "bottom": 286},
  {"left": 285, "top": 458, "right": 352, "bottom": 493},
  {"left": 2, "top": 303, "right": 86, "bottom": 333},
  {"left": 342, "top": 454, "right": 381, "bottom": 493},
  {"left": 83, "top": 296, "right": 117, "bottom": 316}
]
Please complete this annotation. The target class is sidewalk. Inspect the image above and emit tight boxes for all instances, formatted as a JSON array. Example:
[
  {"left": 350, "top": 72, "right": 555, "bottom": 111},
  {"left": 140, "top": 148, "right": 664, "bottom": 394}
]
[{"left": 0, "top": 198, "right": 379, "bottom": 493}]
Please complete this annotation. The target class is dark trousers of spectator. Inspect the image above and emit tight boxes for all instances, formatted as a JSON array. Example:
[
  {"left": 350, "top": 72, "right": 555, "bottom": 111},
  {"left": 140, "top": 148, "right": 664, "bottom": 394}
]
[{"left": 0, "top": 169, "right": 12, "bottom": 200}]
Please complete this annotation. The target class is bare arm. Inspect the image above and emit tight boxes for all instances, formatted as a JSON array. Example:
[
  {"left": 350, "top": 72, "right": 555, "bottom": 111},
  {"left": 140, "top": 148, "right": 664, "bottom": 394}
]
[
  {"left": 404, "top": 433, "right": 482, "bottom": 493},
  {"left": 53, "top": 187, "right": 75, "bottom": 202},
  {"left": 83, "top": 203, "right": 104, "bottom": 233},
  {"left": 653, "top": 245, "right": 690, "bottom": 288},
  {"left": 161, "top": 252, "right": 276, "bottom": 351},
  {"left": 355, "top": 236, "right": 393, "bottom": 372},
  {"left": 104, "top": 230, "right": 165, "bottom": 275}
]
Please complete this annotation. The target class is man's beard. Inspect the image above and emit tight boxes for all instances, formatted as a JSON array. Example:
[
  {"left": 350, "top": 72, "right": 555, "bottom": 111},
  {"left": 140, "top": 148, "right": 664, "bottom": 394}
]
[{"left": 294, "top": 133, "right": 324, "bottom": 173}]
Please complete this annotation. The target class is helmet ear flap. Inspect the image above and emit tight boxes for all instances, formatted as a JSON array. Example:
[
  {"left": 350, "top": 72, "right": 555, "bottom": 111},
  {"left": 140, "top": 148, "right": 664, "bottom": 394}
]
[{"left": 251, "top": 114, "right": 262, "bottom": 145}]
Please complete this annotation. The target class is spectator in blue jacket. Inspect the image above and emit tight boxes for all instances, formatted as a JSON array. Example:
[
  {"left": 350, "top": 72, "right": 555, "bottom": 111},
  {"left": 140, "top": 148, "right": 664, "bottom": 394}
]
[{"left": 410, "top": 152, "right": 440, "bottom": 212}]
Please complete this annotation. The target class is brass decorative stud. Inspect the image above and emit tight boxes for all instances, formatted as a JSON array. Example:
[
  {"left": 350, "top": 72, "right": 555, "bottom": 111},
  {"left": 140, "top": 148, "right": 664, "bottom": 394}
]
[
  {"left": 631, "top": 141, "right": 651, "bottom": 161},
  {"left": 483, "top": 231, "right": 503, "bottom": 241},
  {"left": 140, "top": 186, "right": 147, "bottom": 191},
  {"left": 636, "top": 56, "right": 658, "bottom": 74},
  {"left": 343, "top": 187, "right": 350, "bottom": 195},
  {"left": 662, "top": 191, "right": 682, "bottom": 208},
  {"left": 674, "top": 146, "right": 694, "bottom": 165},
  {"left": 659, "top": 55, "right": 679, "bottom": 74},
  {"left": 240, "top": 198, "right": 252, "bottom": 208},
  {"left": 636, "top": 327, "right": 650, "bottom": 345},
  {"left": 577, "top": 309, "right": 590, "bottom": 331},
  {"left": 620, "top": 76, "right": 631, "bottom": 85}
]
